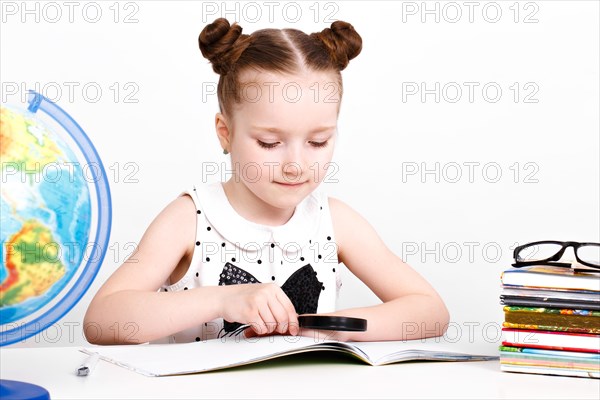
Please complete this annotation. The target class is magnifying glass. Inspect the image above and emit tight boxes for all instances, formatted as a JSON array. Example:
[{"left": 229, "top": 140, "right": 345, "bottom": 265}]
[{"left": 298, "top": 315, "right": 367, "bottom": 332}]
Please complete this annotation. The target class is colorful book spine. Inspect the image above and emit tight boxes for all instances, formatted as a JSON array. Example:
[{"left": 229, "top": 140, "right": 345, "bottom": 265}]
[
  {"left": 501, "top": 266, "right": 600, "bottom": 291},
  {"left": 500, "top": 346, "right": 600, "bottom": 377},
  {"left": 502, "top": 322, "right": 600, "bottom": 335},
  {"left": 502, "top": 328, "right": 600, "bottom": 353},
  {"left": 503, "top": 306, "right": 600, "bottom": 331}
]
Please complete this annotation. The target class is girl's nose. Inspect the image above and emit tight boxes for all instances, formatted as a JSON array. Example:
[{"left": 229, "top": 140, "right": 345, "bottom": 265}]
[
  {"left": 282, "top": 161, "right": 303, "bottom": 182},
  {"left": 282, "top": 147, "right": 305, "bottom": 180}
]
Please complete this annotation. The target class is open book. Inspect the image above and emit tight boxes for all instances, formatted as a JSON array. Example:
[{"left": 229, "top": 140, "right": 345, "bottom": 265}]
[{"left": 81, "top": 335, "right": 498, "bottom": 377}]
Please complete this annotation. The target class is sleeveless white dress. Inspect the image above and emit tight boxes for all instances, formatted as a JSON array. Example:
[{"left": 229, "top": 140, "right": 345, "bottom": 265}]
[{"left": 158, "top": 181, "right": 342, "bottom": 343}]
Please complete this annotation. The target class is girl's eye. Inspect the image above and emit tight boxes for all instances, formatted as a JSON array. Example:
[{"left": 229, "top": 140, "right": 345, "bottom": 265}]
[
  {"left": 257, "top": 140, "right": 279, "bottom": 149},
  {"left": 309, "top": 141, "right": 328, "bottom": 148},
  {"left": 257, "top": 140, "right": 329, "bottom": 149}
]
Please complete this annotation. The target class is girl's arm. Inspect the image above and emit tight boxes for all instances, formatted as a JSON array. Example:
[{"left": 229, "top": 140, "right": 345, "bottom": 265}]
[
  {"left": 83, "top": 195, "right": 219, "bottom": 344},
  {"left": 322, "top": 197, "right": 450, "bottom": 342},
  {"left": 84, "top": 195, "right": 298, "bottom": 345}
]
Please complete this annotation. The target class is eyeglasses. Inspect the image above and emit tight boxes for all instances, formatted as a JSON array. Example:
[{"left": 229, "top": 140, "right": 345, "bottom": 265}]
[{"left": 512, "top": 241, "right": 600, "bottom": 270}]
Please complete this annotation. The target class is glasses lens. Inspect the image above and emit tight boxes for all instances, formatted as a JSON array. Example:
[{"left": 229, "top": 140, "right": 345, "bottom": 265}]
[
  {"left": 577, "top": 244, "right": 600, "bottom": 267},
  {"left": 516, "top": 243, "right": 563, "bottom": 262}
]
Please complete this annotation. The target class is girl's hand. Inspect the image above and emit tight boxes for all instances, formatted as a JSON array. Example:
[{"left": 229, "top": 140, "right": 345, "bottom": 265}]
[
  {"left": 243, "top": 326, "right": 350, "bottom": 342},
  {"left": 295, "top": 327, "right": 350, "bottom": 342},
  {"left": 294, "top": 313, "right": 352, "bottom": 342},
  {"left": 243, "top": 312, "right": 352, "bottom": 342},
  {"left": 218, "top": 283, "right": 299, "bottom": 336}
]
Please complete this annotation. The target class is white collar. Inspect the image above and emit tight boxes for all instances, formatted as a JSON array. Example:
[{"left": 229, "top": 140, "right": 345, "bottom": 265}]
[{"left": 195, "top": 182, "right": 323, "bottom": 253}]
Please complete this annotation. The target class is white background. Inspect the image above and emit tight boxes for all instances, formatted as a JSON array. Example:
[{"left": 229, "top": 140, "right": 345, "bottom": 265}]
[{"left": 1, "top": 0, "right": 598, "bottom": 348}]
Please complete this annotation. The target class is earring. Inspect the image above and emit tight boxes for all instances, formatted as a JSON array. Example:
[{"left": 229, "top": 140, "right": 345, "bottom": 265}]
[{"left": 223, "top": 148, "right": 229, "bottom": 155}]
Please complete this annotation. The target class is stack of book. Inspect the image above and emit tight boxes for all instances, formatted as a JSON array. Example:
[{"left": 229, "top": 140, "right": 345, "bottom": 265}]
[{"left": 499, "top": 265, "right": 600, "bottom": 378}]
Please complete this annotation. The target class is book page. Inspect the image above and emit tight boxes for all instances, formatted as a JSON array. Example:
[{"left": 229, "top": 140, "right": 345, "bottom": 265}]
[
  {"left": 82, "top": 335, "right": 341, "bottom": 376},
  {"left": 347, "top": 337, "right": 500, "bottom": 365}
]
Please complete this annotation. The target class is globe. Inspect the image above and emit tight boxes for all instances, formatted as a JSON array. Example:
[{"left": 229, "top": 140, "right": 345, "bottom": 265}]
[
  {"left": 0, "top": 91, "right": 111, "bottom": 399},
  {"left": 1, "top": 105, "right": 89, "bottom": 319}
]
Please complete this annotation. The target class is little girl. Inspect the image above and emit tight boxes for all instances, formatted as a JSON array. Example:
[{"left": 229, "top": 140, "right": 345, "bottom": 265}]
[{"left": 84, "top": 18, "right": 449, "bottom": 345}]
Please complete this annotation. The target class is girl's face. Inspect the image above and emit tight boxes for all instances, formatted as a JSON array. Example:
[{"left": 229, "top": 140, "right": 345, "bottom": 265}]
[{"left": 226, "top": 70, "right": 340, "bottom": 211}]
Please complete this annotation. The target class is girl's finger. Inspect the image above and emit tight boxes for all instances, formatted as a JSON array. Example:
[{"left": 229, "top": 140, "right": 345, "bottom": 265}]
[
  {"left": 268, "top": 298, "right": 293, "bottom": 334},
  {"left": 243, "top": 327, "right": 257, "bottom": 339},
  {"left": 275, "top": 290, "right": 299, "bottom": 334},
  {"left": 257, "top": 305, "right": 277, "bottom": 334},
  {"left": 297, "top": 327, "right": 345, "bottom": 342}
]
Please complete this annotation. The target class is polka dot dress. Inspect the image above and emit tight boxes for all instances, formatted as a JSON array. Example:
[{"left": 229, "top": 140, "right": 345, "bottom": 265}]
[{"left": 158, "top": 181, "right": 341, "bottom": 343}]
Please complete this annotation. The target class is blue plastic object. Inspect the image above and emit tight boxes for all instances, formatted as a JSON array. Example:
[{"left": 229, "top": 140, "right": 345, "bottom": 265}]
[{"left": 0, "top": 380, "right": 50, "bottom": 400}]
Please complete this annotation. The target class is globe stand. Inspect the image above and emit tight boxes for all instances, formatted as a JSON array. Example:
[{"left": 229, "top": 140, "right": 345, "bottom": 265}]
[
  {"left": 0, "top": 92, "right": 112, "bottom": 398},
  {"left": 0, "top": 380, "right": 50, "bottom": 400}
]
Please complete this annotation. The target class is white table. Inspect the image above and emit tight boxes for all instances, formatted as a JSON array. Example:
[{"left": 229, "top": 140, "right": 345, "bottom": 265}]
[{"left": 1, "top": 345, "right": 599, "bottom": 399}]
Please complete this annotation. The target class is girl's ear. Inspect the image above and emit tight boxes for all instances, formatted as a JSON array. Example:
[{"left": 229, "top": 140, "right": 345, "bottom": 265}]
[{"left": 215, "top": 112, "right": 232, "bottom": 152}]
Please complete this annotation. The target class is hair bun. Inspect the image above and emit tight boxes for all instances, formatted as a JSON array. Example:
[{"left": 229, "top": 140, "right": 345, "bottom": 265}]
[
  {"left": 198, "top": 18, "right": 251, "bottom": 75},
  {"left": 311, "top": 21, "right": 362, "bottom": 71}
]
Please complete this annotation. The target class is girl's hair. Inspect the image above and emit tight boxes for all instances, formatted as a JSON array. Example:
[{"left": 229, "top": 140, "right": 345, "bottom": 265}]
[{"left": 198, "top": 18, "right": 362, "bottom": 118}]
